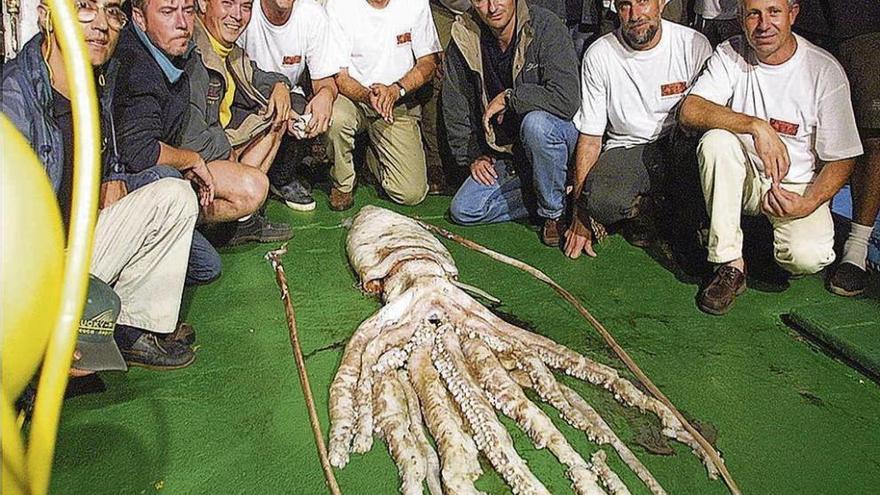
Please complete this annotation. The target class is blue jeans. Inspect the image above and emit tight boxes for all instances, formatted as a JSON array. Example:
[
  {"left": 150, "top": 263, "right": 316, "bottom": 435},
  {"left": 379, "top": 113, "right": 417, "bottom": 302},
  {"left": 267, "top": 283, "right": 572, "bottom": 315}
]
[
  {"left": 122, "top": 166, "right": 222, "bottom": 285},
  {"left": 449, "top": 111, "right": 578, "bottom": 225}
]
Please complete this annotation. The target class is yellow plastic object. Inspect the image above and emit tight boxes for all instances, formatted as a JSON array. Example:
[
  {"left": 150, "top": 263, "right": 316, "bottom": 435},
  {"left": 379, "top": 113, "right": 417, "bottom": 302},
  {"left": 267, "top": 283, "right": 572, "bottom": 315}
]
[
  {"left": 0, "top": 0, "right": 102, "bottom": 491},
  {"left": 0, "top": 115, "right": 66, "bottom": 404}
]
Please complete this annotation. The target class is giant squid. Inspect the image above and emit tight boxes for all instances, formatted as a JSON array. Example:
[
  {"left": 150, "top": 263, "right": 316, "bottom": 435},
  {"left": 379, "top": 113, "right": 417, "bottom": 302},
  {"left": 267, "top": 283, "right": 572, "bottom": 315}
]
[{"left": 328, "top": 206, "right": 725, "bottom": 495}]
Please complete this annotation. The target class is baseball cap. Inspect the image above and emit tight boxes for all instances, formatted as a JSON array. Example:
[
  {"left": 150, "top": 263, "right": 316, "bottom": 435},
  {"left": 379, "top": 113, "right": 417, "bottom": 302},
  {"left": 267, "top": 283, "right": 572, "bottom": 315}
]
[{"left": 76, "top": 275, "right": 127, "bottom": 372}]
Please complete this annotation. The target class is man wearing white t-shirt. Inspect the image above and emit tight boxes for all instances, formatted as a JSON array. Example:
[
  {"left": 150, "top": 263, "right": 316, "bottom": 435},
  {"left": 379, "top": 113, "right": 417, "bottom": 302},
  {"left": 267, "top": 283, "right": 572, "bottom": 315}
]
[
  {"left": 680, "top": 0, "right": 863, "bottom": 315},
  {"left": 238, "top": 0, "right": 342, "bottom": 211},
  {"left": 324, "top": 0, "right": 442, "bottom": 210},
  {"left": 564, "top": 0, "right": 712, "bottom": 259}
]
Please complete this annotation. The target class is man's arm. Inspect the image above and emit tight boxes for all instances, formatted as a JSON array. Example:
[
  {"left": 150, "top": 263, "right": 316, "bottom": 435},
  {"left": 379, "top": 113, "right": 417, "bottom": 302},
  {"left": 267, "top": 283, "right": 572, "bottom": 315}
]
[
  {"left": 180, "top": 69, "right": 233, "bottom": 164},
  {"left": 680, "top": 94, "right": 791, "bottom": 184},
  {"left": 396, "top": 53, "right": 439, "bottom": 96},
  {"left": 370, "top": 53, "right": 440, "bottom": 121},
  {"left": 764, "top": 158, "right": 855, "bottom": 219},
  {"left": 335, "top": 68, "right": 372, "bottom": 104},
  {"left": 248, "top": 60, "right": 292, "bottom": 129},
  {"left": 157, "top": 142, "right": 215, "bottom": 206},
  {"left": 563, "top": 133, "right": 602, "bottom": 259},
  {"left": 441, "top": 43, "right": 484, "bottom": 170},
  {"left": 508, "top": 15, "right": 580, "bottom": 119},
  {"left": 304, "top": 76, "right": 338, "bottom": 138}
]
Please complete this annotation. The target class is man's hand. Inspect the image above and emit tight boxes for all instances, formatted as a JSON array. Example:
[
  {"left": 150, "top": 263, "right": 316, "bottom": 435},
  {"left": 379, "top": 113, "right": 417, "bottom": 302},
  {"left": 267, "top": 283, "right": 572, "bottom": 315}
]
[
  {"left": 470, "top": 156, "right": 497, "bottom": 186},
  {"left": 369, "top": 83, "right": 400, "bottom": 123},
  {"left": 482, "top": 90, "right": 508, "bottom": 137},
  {"left": 751, "top": 119, "right": 791, "bottom": 185},
  {"left": 184, "top": 158, "right": 216, "bottom": 207},
  {"left": 564, "top": 205, "right": 597, "bottom": 259},
  {"left": 761, "top": 182, "right": 816, "bottom": 220},
  {"left": 304, "top": 88, "right": 334, "bottom": 138},
  {"left": 69, "top": 349, "right": 93, "bottom": 377},
  {"left": 264, "top": 82, "right": 292, "bottom": 131},
  {"left": 99, "top": 180, "right": 128, "bottom": 209}
]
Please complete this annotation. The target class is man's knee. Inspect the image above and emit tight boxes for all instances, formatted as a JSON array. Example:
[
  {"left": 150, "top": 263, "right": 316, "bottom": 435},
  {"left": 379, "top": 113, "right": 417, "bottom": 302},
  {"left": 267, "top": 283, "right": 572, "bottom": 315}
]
[
  {"left": 154, "top": 177, "right": 198, "bottom": 217},
  {"left": 582, "top": 184, "right": 634, "bottom": 225},
  {"left": 519, "top": 110, "right": 555, "bottom": 144},
  {"left": 237, "top": 168, "right": 269, "bottom": 214},
  {"left": 698, "top": 129, "right": 741, "bottom": 162},
  {"left": 449, "top": 194, "right": 484, "bottom": 225},
  {"left": 776, "top": 243, "right": 835, "bottom": 275},
  {"left": 386, "top": 183, "right": 427, "bottom": 206}
]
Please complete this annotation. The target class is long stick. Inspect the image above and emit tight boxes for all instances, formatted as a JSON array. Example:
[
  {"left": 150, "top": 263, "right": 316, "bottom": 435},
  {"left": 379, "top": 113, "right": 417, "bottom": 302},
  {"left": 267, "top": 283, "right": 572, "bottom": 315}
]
[
  {"left": 415, "top": 220, "right": 742, "bottom": 495},
  {"left": 266, "top": 245, "right": 342, "bottom": 495}
]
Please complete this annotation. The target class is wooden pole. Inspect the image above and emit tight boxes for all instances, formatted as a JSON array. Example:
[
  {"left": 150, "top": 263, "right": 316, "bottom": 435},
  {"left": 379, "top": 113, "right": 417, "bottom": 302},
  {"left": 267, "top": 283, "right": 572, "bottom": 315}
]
[
  {"left": 415, "top": 220, "right": 742, "bottom": 495},
  {"left": 266, "top": 245, "right": 342, "bottom": 495}
]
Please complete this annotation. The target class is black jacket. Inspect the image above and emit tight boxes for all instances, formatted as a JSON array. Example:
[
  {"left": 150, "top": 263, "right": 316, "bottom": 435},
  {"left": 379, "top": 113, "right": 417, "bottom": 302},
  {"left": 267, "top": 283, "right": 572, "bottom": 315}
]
[
  {"left": 112, "top": 25, "right": 192, "bottom": 173},
  {"left": 442, "top": 1, "right": 580, "bottom": 169}
]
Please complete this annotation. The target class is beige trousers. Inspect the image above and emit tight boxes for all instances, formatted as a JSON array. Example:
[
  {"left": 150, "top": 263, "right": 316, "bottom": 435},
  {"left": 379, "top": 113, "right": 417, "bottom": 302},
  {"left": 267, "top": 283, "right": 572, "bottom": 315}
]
[
  {"left": 325, "top": 95, "right": 428, "bottom": 205},
  {"left": 90, "top": 178, "right": 198, "bottom": 333},
  {"left": 698, "top": 129, "right": 836, "bottom": 275}
]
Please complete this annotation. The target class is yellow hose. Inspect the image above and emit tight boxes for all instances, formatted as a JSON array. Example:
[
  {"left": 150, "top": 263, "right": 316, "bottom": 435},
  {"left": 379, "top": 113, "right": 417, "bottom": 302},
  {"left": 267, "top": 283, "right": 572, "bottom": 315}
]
[{"left": 25, "top": 0, "right": 102, "bottom": 492}]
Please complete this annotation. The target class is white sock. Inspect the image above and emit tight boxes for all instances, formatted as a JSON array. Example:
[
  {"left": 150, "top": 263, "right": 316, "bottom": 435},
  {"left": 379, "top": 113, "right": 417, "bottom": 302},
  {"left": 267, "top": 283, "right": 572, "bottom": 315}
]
[
  {"left": 237, "top": 214, "right": 253, "bottom": 222},
  {"left": 840, "top": 222, "right": 873, "bottom": 270}
]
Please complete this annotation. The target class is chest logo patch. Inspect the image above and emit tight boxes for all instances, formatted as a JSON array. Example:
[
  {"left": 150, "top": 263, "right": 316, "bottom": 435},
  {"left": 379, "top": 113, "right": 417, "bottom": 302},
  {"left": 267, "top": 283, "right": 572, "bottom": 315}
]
[
  {"left": 770, "top": 118, "right": 800, "bottom": 136},
  {"left": 660, "top": 82, "right": 687, "bottom": 97},
  {"left": 282, "top": 55, "right": 302, "bottom": 65},
  {"left": 396, "top": 32, "right": 412, "bottom": 45},
  {"left": 206, "top": 80, "right": 222, "bottom": 101}
]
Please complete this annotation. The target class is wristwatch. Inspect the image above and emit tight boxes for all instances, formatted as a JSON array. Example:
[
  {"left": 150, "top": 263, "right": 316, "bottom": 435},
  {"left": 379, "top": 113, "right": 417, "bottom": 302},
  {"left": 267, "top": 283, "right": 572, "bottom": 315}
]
[{"left": 394, "top": 81, "right": 406, "bottom": 98}]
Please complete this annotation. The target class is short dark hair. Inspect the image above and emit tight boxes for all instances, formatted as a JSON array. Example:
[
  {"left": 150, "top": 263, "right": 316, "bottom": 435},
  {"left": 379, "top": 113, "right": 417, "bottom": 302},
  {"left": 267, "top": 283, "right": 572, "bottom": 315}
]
[{"left": 131, "top": 0, "right": 148, "bottom": 11}]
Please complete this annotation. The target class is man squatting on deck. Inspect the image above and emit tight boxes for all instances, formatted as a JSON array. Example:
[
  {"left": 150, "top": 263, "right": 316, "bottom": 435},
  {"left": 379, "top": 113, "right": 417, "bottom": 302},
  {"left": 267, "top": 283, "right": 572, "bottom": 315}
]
[{"left": 1, "top": 0, "right": 877, "bottom": 374}]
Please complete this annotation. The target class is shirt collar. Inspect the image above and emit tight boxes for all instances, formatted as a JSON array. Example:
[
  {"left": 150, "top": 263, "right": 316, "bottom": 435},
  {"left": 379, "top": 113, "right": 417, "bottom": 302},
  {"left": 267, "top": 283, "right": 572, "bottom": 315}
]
[{"left": 132, "top": 24, "right": 194, "bottom": 83}]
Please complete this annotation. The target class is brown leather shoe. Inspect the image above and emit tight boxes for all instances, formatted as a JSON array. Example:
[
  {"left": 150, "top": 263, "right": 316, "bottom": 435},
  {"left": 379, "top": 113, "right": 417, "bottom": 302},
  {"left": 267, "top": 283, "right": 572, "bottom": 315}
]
[
  {"left": 541, "top": 217, "right": 562, "bottom": 247},
  {"left": 329, "top": 187, "right": 354, "bottom": 211},
  {"left": 698, "top": 264, "right": 747, "bottom": 315}
]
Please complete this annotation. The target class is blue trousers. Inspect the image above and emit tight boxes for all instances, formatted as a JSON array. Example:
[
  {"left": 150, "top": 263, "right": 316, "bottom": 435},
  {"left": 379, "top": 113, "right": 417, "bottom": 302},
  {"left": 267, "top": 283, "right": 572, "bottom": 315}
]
[
  {"left": 450, "top": 111, "right": 578, "bottom": 225},
  {"left": 122, "top": 166, "right": 222, "bottom": 285}
]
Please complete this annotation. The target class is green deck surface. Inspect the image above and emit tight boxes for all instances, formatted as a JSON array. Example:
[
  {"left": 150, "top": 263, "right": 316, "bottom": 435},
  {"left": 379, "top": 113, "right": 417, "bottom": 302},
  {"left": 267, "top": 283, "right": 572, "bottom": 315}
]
[
  {"left": 51, "top": 189, "right": 880, "bottom": 494},
  {"left": 789, "top": 302, "right": 880, "bottom": 378}
]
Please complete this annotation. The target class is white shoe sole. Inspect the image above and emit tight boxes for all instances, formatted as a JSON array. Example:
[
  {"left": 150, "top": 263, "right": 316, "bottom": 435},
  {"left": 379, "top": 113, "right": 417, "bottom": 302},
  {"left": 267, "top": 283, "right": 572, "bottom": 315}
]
[{"left": 270, "top": 184, "right": 317, "bottom": 212}]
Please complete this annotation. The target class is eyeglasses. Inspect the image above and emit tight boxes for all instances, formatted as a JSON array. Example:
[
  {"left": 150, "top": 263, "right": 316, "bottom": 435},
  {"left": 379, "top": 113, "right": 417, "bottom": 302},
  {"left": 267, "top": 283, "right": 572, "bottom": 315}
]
[{"left": 74, "top": 0, "right": 128, "bottom": 30}]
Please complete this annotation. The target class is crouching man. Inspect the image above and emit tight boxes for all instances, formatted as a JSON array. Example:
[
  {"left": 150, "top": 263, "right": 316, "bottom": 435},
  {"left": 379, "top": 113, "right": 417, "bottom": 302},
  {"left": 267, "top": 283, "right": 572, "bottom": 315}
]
[
  {"left": 444, "top": 0, "right": 580, "bottom": 246},
  {"left": 2, "top": 0, "right": 199, "bottom": 368},
  {"left": 680, "top": 0, "right": 863, "bottom": 315}
]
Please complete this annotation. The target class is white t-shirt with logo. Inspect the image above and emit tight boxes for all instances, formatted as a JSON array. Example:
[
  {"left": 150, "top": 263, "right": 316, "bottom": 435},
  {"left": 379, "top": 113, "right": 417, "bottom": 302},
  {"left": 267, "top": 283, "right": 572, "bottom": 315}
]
[
  {"left": 325, "top": 0, "right": 442, "bottom": 87},
  {"left": 690, "top": 35, "right": 863, "bottom": 184},
  {"left": 694, "top": 0, "right": 738, "bottom": 20},
  {"left": 574, "top": 20, "right": 712, "bottom": 150},
  {"left": 238, "top": 0, "right": 342, "bottom": 96}
]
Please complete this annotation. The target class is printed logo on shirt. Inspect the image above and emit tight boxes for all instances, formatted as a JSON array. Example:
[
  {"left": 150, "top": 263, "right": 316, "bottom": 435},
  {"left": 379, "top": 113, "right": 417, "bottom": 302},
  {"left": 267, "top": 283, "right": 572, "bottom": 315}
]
[
  {"left": 660, "top": 82, "right": 687, "bottom": 97},
  {"left": 770, "top": 118, "right": 799, "bottom": 136},
  {"left": 396, "top": 32, "right": 412, "bottom": 45},
  {"left": 207, "top": 80, "right": 222, "bottom": 102},
  {"left": 282, "top": 55, "right": 302, "bottom": 65},
  {"left": 525, "top": 62, "right": 540, "bottom": 72}
]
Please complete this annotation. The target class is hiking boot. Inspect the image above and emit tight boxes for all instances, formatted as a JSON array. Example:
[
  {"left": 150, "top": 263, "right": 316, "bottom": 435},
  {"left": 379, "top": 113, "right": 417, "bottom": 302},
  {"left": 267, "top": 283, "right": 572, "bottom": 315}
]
[
  {"left": 162, "top": 321, "right": 196, "bottom": 346},
  {"left": 698, "top": 264, "right": 747, "bottom": 315},
  {"left": 827, "top": 262, "right": 868, "bottom": 297},
  {"left": 270, "top": 178, "right": 316, "bottom": 212},
  {"left": 329, "top": 187, "right": 354, "bottom": 211},
  {"left": 120, "top": 332, "right": 195, "bottom": 371},
  {"left": 228, "top": 213, "right": 293, "bottom": 246},
  {"left": 541, "top": 217, "right": 562, "bottom": 247}
]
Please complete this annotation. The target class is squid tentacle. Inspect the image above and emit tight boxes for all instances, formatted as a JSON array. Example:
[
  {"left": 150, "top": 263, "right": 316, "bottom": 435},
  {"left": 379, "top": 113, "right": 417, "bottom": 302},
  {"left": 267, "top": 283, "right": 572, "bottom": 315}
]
[{"left": 462, "top": 338, "right": 608, "bottom": 495}]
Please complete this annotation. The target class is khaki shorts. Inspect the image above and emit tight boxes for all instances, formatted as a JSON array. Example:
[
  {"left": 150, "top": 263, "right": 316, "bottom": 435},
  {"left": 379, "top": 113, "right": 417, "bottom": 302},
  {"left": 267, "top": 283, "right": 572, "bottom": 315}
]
[{"left": 836, "top": 33, "right": 880, "bottom": 130}]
